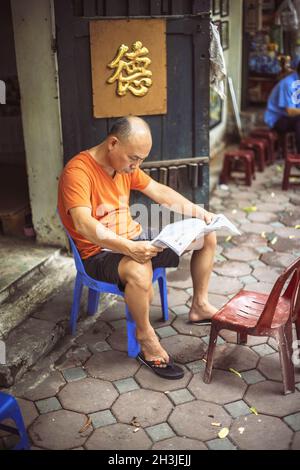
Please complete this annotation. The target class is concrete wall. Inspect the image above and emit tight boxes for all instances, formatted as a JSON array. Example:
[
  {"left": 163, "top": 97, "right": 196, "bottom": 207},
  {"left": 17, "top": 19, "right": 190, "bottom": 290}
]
[
  {"left": 10, "top": 0, "right": 65, "bottom": 245},
  {"left": 210, "top": 1, "right": 243, "bottom": 156}
]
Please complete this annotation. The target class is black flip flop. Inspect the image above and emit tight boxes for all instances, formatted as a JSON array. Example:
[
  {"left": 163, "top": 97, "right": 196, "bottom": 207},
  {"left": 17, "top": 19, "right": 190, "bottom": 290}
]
[
  {"left": 188, "top": 319, "right": 212, "bottom": 326},
  {"left": 137, "top": 353, "right": 184, "bottom": 380}
]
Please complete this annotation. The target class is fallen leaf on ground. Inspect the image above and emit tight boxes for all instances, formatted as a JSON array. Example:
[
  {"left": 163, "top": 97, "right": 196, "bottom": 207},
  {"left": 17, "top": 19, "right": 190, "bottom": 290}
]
[
  {"left": 249, "top": 407, "right": 258, "bottom": 416},
  {"left": 238, "top": 427, "right": 245, "bottom": 435},
  {"left": 243, "top": 206, "right": 257, "bottom": 214},
  {"left": 218, "top": 427, "right": 229, "bottom": 439},
  {"left": 133, "top": 428, "right": 140, "bottom": 433},
  {"left": 229, "top": 367, "right": 242, "bottom": 378},
  {"left": 211, "top": 422, "right": 221, "bottom": 427},
  {"left": 225, "top": 236, "right": 232, "bottom": 242},
  {"left": 276, "top": 165, "right": 283, "bottom": 172},
  {"left": 79, "top": 416, "right": 92, "bottom": 433},
  {"left": 261, "top": 232, "right": 266, "bottom": 239},
  {"left": 130, "top": 416, "right": 141, "bottom": 427},
  {"left": 289, "top": 235, "right": 296, "bottom": 239},
  {"left": 270, "top": 236, "right": 278, "bottom": 245},
  {"left": 295, "top": 225, "right": 300, "bottom": 229},
  {"left": 202, "top": 358, "right": 207, "bottom": 363}
]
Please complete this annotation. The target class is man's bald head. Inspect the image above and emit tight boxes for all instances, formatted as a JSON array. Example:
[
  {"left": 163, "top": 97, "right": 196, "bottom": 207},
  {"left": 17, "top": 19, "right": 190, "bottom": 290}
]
[{"left": 108, "top": 116, "right": 152, "bottom": 144}]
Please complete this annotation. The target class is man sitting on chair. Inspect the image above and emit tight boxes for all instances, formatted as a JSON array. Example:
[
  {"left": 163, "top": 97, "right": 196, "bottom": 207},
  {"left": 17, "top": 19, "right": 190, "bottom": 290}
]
[
  {"left": 264, "top": 57, "right": 300, "bottom": 153},
  {"left": 58, "top": 116, "right": 217, "bottom": 380}
]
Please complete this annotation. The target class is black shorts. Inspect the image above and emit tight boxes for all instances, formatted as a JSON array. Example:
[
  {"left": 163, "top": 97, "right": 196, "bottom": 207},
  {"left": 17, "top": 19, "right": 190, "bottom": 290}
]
[{"left": 82, "top": 228, "right": 180, "bottom": 291}]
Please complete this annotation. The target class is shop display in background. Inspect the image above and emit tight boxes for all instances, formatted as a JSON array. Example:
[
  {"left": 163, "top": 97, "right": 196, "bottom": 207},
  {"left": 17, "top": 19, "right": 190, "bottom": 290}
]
[{"left": 249, "top": 32, "right": 281, "bottom": 75}]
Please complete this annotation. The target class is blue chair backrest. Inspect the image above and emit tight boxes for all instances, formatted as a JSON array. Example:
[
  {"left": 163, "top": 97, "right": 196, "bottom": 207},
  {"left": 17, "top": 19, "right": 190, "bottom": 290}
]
[{"left": 65, "top": 231, "right": 86, "bottom": 275}]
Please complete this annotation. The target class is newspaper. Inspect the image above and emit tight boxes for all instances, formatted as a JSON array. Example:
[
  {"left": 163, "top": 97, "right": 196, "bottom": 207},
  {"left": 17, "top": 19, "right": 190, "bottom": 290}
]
[{"left": 151, "top": 214, "right": 241, "bottom": 256}]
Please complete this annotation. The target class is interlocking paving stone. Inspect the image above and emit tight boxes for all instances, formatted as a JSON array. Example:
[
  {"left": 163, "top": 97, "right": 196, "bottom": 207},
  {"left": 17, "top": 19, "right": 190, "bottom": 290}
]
[
  {"left": 207, "top": 438, "right": 236, "bottom": 450},
  {"left": 249, "top": 260, "right": 266, "bottom": 268},
  {"left": 152, "top": 287, "right": 190, "bottom": 308},
  {"left": 213, "top": 343, "right": 259, "bottom": 372},
  {"left": 135, "top": 364, "right": 191, "bottom": 392},
  {"left": 283, "top": 412, "right": 300, "bottom": 431},
  {"left": 58, "top": 378, "right": 118, "bottom": 414},
  {"left": 296, "top": 383, "right": 300, "bottom": 392},
  {"left": 89, "top": 410, "right": 117, "bottom": 428},
  {"left": 85, "top": 423, "right": 152, "bottom": 450},
  {"left": 85, "top": 350, "right": 139, "bottom": 381},
  {"left": 168, "top": 400, "right": 231, "bottom": 441},
  {"left": 242, "top": 369, "right": 266, "bottom": 385},
  {"left": 251, "top": 344, "right": 276, "bottom": 357},
  {"left": 168, "top": 389, "right": 195, "bottom": 405},
  {"left": 166, "top": 269, "right": 193, "bottom": 289},
  {"left": 98, "top": 301, "right": 126, "bottom": 322},
  {"left": 188, "top": 370, "right": 247, "bottom": 404},
  {"left": 239, "top": 275, "right": 257, "bottom": 284},
  {"left": 113, "top": 378, "right": 140, "bottom": 394},
  {"left": 106, "top": 328, "right": 128, "bottom": 353},
  {"left": 16, "top": 398, "right": 38, "bottom": 428},
  {"left": 62, "top": 367, "right": 87, "bottom": 382},
  {"left": 213, "top": 261, "right": 252, "bottom": 278},
  {"left": 156, "top": 326, "right": 178, "bottom": 339},
  {"left": 208, "top": 276, "right": 243, "bottom": 295},
  {"left": 224, "top": 400, "right": 251, "bottom": 418},
  {"left": 172, "top": 315, "right": 211, "bottom": 338},
  {"left": 152, "top": 437, "right": 207, "bottom": 450},
  {"left": 245, "top": 381, "right": 300, "bottom": 417},
  {"left": 29, "top": 410, "right": 91, "bottom": 450},
  {"left": 239, "top": 222, "right": 273, "bottom": 235},
  {"left": 242, "top": 282, "right": 274, "bottom": 294},
  {"left": 208, "top": 294, "right": 229, "bottom": 309},
  {"left": 232, "top": 233, "right": 267, "bottom": 248},
  {"left": 112, "top": 389, "right": 173, "bottom": 427},
  {"left": 261, "top": 252, "right": 298, "bottom": 268},
  {"left": 292, "top": 432, "right": 300, "bottom": 450},
  {"left": 36, "top": 397, "right": 62, "bottom": 414},
  {"left": 88, "top": 340, "right": 112, "bottom": 354},
  {"left": 274, "top": 226, "right": 300, "bottom": 238},
  {"left": 252, "top": 266, "right": 281, "bottom": 283},
  {"left": 186, "top": 360, "right": 206, "bottom": 374},
  {"left": 145, "top": 423, "right": 175, "bottom": 442},
  {"left": 76, "top": 321, "right": 112, "bottom": 345},
  {"left": 55, "top": 345, "right": 92, "bottom": 370},
  {"left": 170, "top": 305, "right": 190, "bottom": 316},
  {"left": 150, "top": 307, "right": 175, "bottom": 328},
  {"left": 247, "top": 212, "right": 277, "bottom": 223},
  {"left": 230, "top": 415, "right": 293, "bottom": 450},
  {"left": 160, "top": 335, "right": 206, "bottom": 364},
  {"left": 15, "top": 370, "right": 66, "bottom": 402},
  {"left": 202, "top": 335, "right": 225, "bottom": 345},
  {"left": 258, "top": 353, "right": 300, "bottom": 382},
  {"left": 109, "top": 319, "right": 127, "bottom": 330}
]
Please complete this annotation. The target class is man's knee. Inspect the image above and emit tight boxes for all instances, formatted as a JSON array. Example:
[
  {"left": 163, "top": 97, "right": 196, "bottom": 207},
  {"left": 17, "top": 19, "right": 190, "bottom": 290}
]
[
  {"left": 204, "top": 231, "right": 217, "bottom": 249},
  {"left": 124, "top": 262, "right": 153, "bottom": 291}
]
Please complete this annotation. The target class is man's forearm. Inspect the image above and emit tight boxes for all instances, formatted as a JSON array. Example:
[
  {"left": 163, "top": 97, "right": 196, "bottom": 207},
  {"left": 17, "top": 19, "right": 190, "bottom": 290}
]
[
  {"left": 286, "top": 108, "right": 300, "bottom": 117},
  {"left": 75, "top": 216, "right": 133, "bottom": 255},
  {"left": 156, "top": 184, "right": 204, "bottom": 218}
]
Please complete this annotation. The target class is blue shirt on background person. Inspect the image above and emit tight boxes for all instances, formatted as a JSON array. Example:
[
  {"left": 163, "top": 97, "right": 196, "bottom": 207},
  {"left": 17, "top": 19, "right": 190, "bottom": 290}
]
[{"left": 264, "top": 71, "right": 300, "bottom": 128}]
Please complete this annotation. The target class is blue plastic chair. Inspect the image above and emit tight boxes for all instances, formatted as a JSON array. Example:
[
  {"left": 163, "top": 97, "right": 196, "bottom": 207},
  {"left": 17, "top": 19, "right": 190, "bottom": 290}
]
[
  {"left": 0, "top": 392, "right": 30, "bottom": 450},
  {"left": 66, "top": 232, "right": 169, "bottom": 358}
]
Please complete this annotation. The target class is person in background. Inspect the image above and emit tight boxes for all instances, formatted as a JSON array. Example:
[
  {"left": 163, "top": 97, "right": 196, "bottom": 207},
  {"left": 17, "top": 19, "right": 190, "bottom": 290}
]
[{"left": 264, "top": 57, "right": 300, "bottom": 153}]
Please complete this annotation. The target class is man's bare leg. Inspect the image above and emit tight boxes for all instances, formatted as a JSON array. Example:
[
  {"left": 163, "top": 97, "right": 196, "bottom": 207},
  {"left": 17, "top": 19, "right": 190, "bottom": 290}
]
[
  {"left": 189, "top": 232, "right": 218, "bottom": 322},
  {"left": 118, "top": 257, "right": 169, "bottom": 365}
]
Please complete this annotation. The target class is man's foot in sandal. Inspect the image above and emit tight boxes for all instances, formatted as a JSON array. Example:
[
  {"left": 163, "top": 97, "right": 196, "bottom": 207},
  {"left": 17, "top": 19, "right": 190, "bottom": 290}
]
[
  {"left": 188, "top": 300, "right": 218, "bottom": 325},
  {"left": 137, "top": 353, "right": 184, "bottom": 380}
]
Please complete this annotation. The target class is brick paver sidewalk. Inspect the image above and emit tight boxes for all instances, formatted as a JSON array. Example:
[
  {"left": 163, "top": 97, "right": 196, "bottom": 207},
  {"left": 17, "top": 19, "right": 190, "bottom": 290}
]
[{"left": 1, "top": 163, "right": 300, "bottom": 450}]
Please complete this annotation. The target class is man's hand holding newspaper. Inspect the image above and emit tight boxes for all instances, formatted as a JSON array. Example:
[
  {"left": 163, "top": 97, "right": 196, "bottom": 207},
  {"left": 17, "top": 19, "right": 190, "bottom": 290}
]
[{"left": 151, "top": 214, "right": 241, "bottom": 257}]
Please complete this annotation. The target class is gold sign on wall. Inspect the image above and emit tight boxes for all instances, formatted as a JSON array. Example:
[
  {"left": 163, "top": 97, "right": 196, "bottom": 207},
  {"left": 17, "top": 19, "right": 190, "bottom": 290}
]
[
  {"left": 90, "top": 19, "right": 167, "bottom": 118},
  {"left": 107, "top": 41, "right": 153, "bottom": 97}
]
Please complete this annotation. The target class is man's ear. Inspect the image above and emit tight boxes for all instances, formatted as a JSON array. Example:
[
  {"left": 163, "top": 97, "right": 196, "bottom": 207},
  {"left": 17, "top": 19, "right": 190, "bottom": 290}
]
[{"left": 107, "top": 136, "right": 118, "bottom": 152}]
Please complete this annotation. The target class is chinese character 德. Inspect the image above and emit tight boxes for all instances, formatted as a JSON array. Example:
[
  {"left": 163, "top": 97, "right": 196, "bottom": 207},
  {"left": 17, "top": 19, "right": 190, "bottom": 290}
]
[{"left": 107, "top": 41, "right": 152, "bottom": 97}]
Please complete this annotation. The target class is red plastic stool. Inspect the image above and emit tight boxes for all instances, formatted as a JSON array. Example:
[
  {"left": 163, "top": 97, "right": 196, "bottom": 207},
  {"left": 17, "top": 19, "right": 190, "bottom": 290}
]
[
  {"left": 240, "top": 138, "right": 267, "bottom": 172},
  {"left": 250, "top": 129, "right": 278, "bottom": 163},
  {"left": 282, "top": 153, "right": 300, "bottom": 190},
  {"left": 278, "top": 132, "right": 296, "bottom": 160},
  {"left": 220, "top": 150, "right": 255, "bottom": 186}
]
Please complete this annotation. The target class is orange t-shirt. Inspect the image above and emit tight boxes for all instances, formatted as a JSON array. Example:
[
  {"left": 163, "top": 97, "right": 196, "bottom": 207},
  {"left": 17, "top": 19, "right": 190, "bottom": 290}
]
[{"left": 57, "top": 151, "right": 151, "bottom": 259}]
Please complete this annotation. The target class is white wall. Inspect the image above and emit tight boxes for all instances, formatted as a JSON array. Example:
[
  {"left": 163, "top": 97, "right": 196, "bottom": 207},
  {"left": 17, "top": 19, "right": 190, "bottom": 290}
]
[
  {"left": 210, "top": 0, "right": 243, "bottom": 155},
  {"left": 10, "top": 0, "right": 65, "bottom": 246}
]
